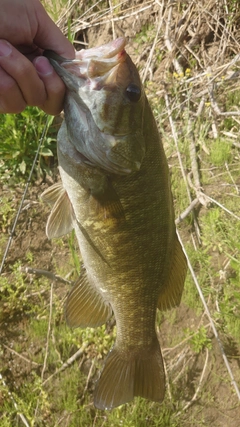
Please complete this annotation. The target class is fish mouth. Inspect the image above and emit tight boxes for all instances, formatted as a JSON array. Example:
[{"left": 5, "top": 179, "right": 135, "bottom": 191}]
[{"left": 44, "top": 37, "right": 127, "bottom": 82}]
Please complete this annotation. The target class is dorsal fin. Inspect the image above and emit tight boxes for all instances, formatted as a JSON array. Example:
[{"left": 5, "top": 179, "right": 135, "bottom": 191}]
[
  {"left": 157, "top": 234, "right": 187, "bottom": 311},
  {"left": 65, "top": 268, "right": 112, "bottom": 328}
]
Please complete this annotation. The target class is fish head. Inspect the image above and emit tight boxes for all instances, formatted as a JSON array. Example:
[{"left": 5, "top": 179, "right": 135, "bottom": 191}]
[{"left": 45, "top": 38, "right": 146, "bottom": 175}]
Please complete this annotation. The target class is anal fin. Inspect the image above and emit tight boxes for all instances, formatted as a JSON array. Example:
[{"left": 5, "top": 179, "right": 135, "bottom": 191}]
[
  {"left": 158, "top": 234, "right": 188, "bottom": 311},
  {"left": 65, "top": 268, "right": 112, "bottom": 328}
]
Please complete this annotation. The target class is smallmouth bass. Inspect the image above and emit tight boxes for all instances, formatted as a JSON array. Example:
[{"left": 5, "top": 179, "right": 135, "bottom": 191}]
[{"left": 42, "top": 37, "right": 187, "bottom": 410}]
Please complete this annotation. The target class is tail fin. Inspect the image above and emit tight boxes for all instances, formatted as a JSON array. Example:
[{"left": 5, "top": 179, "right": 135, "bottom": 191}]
[{"left": 94, "top": 340, "right": 165, "bottom": 410}]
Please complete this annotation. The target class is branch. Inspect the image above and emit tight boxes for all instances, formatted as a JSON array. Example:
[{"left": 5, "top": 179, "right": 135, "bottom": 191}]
[{"left": 22, "top": 266, "right": 73, "bottom": 285}]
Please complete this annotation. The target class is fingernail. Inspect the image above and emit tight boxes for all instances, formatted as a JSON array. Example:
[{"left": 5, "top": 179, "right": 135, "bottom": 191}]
[
  {"left": 34, "top": 56, "right": 53, "bottom": 76},
  {"left": 0, "top": 40, "right": 12, "bottom": 57}
]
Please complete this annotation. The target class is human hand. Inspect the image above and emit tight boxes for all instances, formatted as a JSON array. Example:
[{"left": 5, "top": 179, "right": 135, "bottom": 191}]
[{"left": 0, "top": 0, "right": 75, "bottom": 115}]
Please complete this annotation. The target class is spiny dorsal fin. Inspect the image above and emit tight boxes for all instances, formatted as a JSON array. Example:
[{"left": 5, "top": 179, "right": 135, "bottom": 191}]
[
  {"left": 45, "top": 190, "right": 74, "bottom": 239},
  {"left": 94, "top": 338, "right": 165, "bottom": 410},
  {"left": 157, "top": 234, "right": 188, "bottom": 311},
  {"left": 65, "top": 268, "right": 112, "bottom": 328}
]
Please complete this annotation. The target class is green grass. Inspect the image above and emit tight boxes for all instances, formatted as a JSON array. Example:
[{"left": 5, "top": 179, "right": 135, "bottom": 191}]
[
  {"left": 209, "top": 138, "right": 232, "bottom": 166},
  {"left": 0, "top": 108, "right": 56, "bottom": 183}
]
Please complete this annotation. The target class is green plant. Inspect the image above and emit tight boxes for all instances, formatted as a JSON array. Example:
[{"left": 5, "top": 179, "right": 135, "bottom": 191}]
[
  {"left": 0, "top": 195, "right": 15, "bottom": 232},
  {"left": 209, "top": 138, "right": 232, "bottom": 166},
  {"left": 0, "top": 108, "right": 56, "bottom": 182},
  {"left": 188, "top": 326, "right": 212, "bottom": 353}
]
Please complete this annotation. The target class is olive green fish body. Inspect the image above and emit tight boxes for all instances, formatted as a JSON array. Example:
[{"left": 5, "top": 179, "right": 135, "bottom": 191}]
[{"left": 42, "top": 38, "right": 187, "bottom": 410}]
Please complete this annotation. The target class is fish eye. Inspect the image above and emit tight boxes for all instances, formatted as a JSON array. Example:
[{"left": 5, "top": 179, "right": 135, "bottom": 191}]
[{"left": 125, "top": 84, "right": 141, "bottom": 102}]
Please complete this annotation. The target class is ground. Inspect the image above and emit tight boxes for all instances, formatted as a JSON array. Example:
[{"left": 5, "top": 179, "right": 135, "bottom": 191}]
[{"left": 0, "top": 1, "right": 240, "bottom": 426}]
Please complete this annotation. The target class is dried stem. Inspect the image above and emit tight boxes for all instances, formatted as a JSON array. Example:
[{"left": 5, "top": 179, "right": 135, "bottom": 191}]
[
  {"left": 177, "top": 231, "right": 240, "bottom": 402},
  {"left": 176, "top": 348, "right": 210, "bottom": 415},
  {"left": 22, "top": 266, "right": 73, "bottom": 285},
  {"left": 41, "top": 343, "right": 88, "bottom": 386},
  {"left": 41, "top": 283, "right": 54, "bottom": 381},
  {"left": 2, "top": 344, "right": 40, "bottom": 367},
  {"left": 0, "top": 372, "right": 30, "bottom": 427}
]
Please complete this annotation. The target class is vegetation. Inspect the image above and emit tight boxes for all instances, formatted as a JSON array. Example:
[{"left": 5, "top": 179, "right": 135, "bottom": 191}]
[
  {"left": 0, "top": 1, "right": 240, "bottom": 426},
  {"left": 0, "top": 109, "right": 57, "bottom": 183}
]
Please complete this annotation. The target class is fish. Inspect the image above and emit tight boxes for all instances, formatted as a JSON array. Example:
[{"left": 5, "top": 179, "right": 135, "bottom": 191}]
[{"left": 42, "top": 37, "right": 187, "bottom": 410}]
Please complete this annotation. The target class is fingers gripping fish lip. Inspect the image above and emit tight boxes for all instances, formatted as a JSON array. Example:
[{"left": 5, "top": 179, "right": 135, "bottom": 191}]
[{"left": 43, "top": 38, "right": 129, "bottom": 124}]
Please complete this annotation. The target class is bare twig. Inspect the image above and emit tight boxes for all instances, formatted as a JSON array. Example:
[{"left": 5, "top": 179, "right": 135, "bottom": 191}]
[
  {"left": 203, "top": 193, "right": 240, "bottom": 221},
  {"left": 172, "top": 353, "right": 195, "bottom": 385},
  {"left": 164, "top": 2, "right": 183, "bottom": 75},
  {"left": 108, "top": 0, "right": 116, "bottom": 40},
  {"left": 225, "top": 162, "right": 239, "bottom": 195},
  {"left": 41, "top": 283, "right": 54, "bottom": 381},
  {"left": 176, "top": 348, "right": 209, "bottom": 415},
  {"left": 175, "top": 198, "right": 200, "bottom": 224},
  {"left": 164, "top": 91, "right": 191, "bottom": 200},
  {"left": 83, "top": 359, "right": 96, "bottom": 394},
  {"left": 1, "top": 344, "right": 40, "bottom": 367},
  {"left": 71, "top": 1, "right": 154, "bottom": 34},
  {"left": 41, "top": 343, "right": 88, "bottom": 386},
  {"left": 177, "top": 231, "right": 240, "bottom": 401},
  {"left": 163, "top": 355, "right": 173, "bottom": 402},
  {"left": 141, "top": 1, "right": 164, "bottom": 83},
  {"left": 163, "top": 322, "right": 211, "bottom": 356},
  {"left": 22, "top": 266, "right": 73, "bottom": 285},
  {"left": 188, "top": 120, "right": 208, "bottom": 206},
  {"left": 0, "top": 372, "right": 30, "bottom": 427},
  {"left": 164, "top": 90, "right": 202, "bottom": 241},
  {"left": 168, "top": 347, "right": 190, "bottom": 375}
]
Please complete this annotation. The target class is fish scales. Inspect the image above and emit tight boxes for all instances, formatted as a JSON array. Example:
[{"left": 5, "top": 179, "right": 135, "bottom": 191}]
[{"left": 42, "top": 37, "right": 187, "bottom": 410}]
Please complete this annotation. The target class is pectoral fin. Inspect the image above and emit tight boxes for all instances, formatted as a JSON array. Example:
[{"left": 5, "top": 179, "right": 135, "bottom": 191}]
[
  {"left": 41, "top": 182, "right": 64, "bottom": 206},
  {"left": 65, "top": 268, "right": 112, "bottom": 328},
  {"left": 43, "top": 185, "right": 74, "bottom": 239},
  {"left": 157, "top": 234, "right": 187, "bottom": 311}
]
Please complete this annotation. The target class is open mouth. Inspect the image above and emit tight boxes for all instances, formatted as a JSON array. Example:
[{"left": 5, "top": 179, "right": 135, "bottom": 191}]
[{"left": 44, "top": 37, "right": 127, "bottom": 81}]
